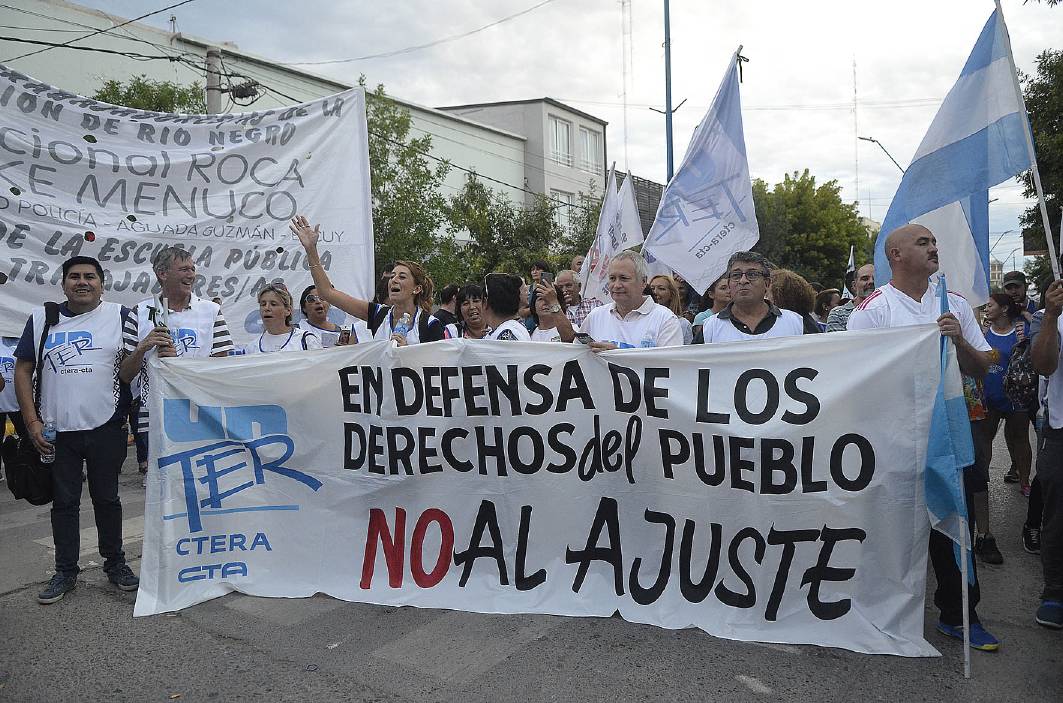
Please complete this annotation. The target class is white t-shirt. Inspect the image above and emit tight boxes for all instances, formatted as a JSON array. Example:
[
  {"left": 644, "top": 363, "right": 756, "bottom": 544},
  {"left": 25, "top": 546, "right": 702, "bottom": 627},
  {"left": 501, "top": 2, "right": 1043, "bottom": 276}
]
[
  {"left": 702, "top": 306, "right": 805, "bottom": 343},
  {"left": 367, "top": 304, "right": 444, "bottom": 344},
  {"left": 124, "top": 296, "right": 234, "bottom": 432},
  {"left": 27, "top": 302, "right": 128, "bottom": 432},
  {"left": 244, "top": 328, "right": 322, "bottom": 354},
  {"left": 847, "top": 281, "right": 991, "bottom": 353},
  {"left": 0, "top": 336, "right": 19, "bottom": 413},
  {"left": 488, "top": 319, "right": 532, "bottom": 341},
  {"left": 578, "top": 297, "right": 684, "bottom": 348},
  {"left": 531, "top": 326, "right": 561, "bottom": 343},
  {"left": 299, "top": 321, "right": 361, "bottom": 348}
]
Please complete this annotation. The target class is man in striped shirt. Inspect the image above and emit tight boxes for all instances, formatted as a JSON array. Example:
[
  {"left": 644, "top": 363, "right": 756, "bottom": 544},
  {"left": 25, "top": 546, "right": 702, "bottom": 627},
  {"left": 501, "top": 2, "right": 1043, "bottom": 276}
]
[
  {"left": 118, "top": 246, "right": 234, "bottom": 485},
  {"left": 557, "top": 269, "right": 602, "bottom": 328}
]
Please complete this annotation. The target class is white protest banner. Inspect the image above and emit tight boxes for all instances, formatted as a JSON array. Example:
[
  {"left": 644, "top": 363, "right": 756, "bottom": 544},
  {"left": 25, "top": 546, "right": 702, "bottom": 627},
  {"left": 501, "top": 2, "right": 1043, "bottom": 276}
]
[
  {"left": 644, "top": 51, "right": 760, "bottom": 295},
  {"left": 0, "top": 64, "right": 373, "bottom": 344},
  {"left": 579, "top": 170, "right": 644, "bottom": 303},
  {"left": 137, "top": 327, "right": 941, "bottom": 657}
]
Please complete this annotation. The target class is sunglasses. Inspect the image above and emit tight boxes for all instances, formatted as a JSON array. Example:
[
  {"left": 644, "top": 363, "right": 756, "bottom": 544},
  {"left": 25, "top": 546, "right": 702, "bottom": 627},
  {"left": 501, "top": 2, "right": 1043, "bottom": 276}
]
[{"left": 305, "top": 294, "right": 323, "bottom": 303}]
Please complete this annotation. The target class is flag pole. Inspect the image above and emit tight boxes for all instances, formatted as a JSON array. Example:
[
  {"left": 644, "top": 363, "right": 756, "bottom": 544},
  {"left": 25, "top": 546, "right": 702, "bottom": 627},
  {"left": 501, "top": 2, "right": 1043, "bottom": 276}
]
[
  {"left": 960, "top": 514, "right": 971, "bottom": 679},
  {"left": 995, "top": 0, "right": 1060, "bottom": 280}
]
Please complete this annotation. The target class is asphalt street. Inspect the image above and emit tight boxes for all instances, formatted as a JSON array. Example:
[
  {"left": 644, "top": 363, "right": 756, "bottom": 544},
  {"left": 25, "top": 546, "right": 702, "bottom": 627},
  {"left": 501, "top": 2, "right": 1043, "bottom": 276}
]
[{"left": 0, "top": 429, "right": 1060, "bottom": 702}]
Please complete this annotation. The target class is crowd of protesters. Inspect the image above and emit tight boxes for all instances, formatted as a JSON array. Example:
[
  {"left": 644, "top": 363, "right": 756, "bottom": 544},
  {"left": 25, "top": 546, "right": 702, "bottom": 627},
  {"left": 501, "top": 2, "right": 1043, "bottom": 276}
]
[{"left": 2, "top": 214, "right": 1061, "bottom": 653}]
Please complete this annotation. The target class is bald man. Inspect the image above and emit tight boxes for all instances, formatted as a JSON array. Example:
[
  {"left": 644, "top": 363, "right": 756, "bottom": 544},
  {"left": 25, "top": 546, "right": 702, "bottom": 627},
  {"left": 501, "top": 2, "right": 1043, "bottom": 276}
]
[
  {"left": 825, "top": 263, "right": 875, "bottom": 332},
  {"left": 848, "top": 223, "right": 998, "bottom": 650}
]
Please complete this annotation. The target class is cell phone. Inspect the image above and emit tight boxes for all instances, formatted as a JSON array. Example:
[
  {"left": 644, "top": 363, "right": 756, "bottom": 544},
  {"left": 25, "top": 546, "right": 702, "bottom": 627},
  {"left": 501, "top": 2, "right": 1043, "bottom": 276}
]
[
  {"left": 337, "top": 327, "right": 352, "bottom": 345},
  {"left": 574, "top": 332, "right": 595, "bottom": 345},
  {"left": 541, "top": 272, "right": 555, "bottom": 285}
]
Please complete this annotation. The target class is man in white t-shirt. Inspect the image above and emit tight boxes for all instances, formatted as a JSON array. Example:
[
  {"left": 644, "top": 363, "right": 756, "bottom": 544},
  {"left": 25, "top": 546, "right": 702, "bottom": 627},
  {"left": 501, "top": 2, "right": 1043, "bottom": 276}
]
[
  {"left": 577, "top": 250, "right": 684, "bottom": 350},
  {"left": 119, "top": 246, "right": 234, "bottom": 484},
  {"left": 702, "top": 252, "right": 804, "bottom": 343},
  {"left": 847, "top": 223, "right": 998, "bottom": 651},
  {"left": 12, "top": 256, "right": 140, "bottom": 603},
  {"left": 1031, "top": 278, "right": 1063, "bottom": 629},
  {"left": 482, "top": 273, "right": 531, "bottom": 341}
]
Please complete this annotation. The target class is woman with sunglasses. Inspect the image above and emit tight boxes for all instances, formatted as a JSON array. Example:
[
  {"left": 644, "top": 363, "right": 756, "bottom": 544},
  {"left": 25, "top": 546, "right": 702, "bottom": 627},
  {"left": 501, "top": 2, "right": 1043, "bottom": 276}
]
[
  {"left": 245, "top": 284, "right": 322, "bottom": 354},
  {"left": 290, "top": 216, "right": 444, "bottom": 345},
  {"left": 298, "top": 285, "right": 363, "bottom": 347}
]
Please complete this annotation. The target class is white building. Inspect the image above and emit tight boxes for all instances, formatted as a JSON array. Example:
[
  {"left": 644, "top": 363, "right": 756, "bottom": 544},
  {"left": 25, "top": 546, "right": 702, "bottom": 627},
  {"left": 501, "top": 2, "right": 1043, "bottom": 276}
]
[
  {"left": 438, "top": 99, "right": 608, "bottom": 230},
  {"left": 0, "top": 0, "right": 605, "bottom": 231}
]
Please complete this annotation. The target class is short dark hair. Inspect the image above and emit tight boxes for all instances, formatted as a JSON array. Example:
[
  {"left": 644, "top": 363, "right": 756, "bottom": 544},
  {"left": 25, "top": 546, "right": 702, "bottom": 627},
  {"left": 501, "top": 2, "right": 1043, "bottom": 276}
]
[
  {"left": 62, "top": 255, "right": 103, "bottom": 280},
  {"left": 531, "top": 260, "right": 552, "bottom": 273},
  {"left": 439, "top": 283, "right": 459, "bottom": 305},
  {"left": 726, "top": 250, "right": 774, "bottom": 275},
  {"left": 456, "top": 282, "right": 484, "bottom": 311},
  {"left": 484, "top": 273, "right": 522, "bottom": 317},
  {"left": 299, "top": 284, "right": 317, "bottom": 312}
]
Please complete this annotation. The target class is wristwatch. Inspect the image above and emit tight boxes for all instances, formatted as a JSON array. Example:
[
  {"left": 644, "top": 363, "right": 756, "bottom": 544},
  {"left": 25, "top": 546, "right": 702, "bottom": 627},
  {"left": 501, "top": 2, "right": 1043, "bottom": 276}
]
[{"left": 548, "top": 303, "right": 562, "bottom": 313}]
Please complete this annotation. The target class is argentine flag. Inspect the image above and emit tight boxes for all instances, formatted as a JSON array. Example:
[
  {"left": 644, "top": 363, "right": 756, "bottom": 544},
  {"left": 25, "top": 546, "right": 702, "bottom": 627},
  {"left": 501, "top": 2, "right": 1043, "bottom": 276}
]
[
  {"left": 875, "top": 6, "right": 1032, "bottom": 306},
  {"left": 926, "top": 277, "right": 975, "bottom": 556}
]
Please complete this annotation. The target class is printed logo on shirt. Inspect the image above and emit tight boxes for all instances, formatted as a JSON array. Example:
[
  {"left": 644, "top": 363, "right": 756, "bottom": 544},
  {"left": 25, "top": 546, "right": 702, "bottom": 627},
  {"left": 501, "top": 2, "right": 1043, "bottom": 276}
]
[
  {"left": 43, "top": 330, "right": 100, "bottom": 373},
  {"left": 0, "top": 356, "right": 13, "bottom": 378},
  {"left": 170, "top": 327, "right": 200, "bottom": 355}
]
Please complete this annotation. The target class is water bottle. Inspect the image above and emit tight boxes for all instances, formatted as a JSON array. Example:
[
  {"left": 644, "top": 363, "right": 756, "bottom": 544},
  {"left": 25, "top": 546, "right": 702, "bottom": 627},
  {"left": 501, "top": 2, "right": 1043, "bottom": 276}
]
[
  {"left": 41, "top": 418, "right": 57, "bottom": 464},
  {"left": 393, "top": 312, "right": 412, "bottom": 340}
]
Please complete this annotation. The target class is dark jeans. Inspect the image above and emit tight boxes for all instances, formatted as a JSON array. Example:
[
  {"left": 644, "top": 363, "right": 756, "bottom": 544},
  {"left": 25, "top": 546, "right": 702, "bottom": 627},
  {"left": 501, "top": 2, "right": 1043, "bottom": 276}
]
[
  {"left": 1037, "top": 425, "right": 1063, "bottom": 601},
  {"left": 51, "top": 421, "right": 128, "bottom": 577},
  {"left": 2, "top": 411, "right": 27, "bottom": 439},
  {"left": 126, "top": 402, "right": 147, "bottom": 465},
  {"left": 928, "top": 468, "right": 981, "bottom": 626}
]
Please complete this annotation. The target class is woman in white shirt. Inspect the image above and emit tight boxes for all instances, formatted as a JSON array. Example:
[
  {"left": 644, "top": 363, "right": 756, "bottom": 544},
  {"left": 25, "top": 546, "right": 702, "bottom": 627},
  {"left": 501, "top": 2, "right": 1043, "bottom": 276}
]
[
  {"left": 290, "top": 216, "right": 444, "bottom": 345},
  {"left": 245, "top": 284, "right": 322, "bottom": 354},
  {"left": 444, "top": 283, "right": 490, "bottom": 339},
  {"left": 297, "top": 285, "right": 361, "bottom": 347}
]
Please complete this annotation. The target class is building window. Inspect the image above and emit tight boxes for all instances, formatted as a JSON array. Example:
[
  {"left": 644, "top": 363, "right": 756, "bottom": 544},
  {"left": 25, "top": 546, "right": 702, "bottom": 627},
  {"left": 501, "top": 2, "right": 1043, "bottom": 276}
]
[
  {"left": 550, "top": 117, "right": 572, "bottom": 167},
  {"left": 551, "top": 189, "right": 575, "bottom": 230},
  {"left": 579, "top": 127, "right": 603, "bottom": 175}
]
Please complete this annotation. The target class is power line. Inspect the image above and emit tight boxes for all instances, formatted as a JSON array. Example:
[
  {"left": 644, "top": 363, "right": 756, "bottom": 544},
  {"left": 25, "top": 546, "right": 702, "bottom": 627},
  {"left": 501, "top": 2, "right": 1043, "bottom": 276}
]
[
  {"left": 2, "top": 0, "right": 199, "bottom": 62},
  {"left": 280, "top": 0, "right": 561, "bottom": 66},
  {"left": 0, "top": 36, "right": 183, "bottom": 62}
]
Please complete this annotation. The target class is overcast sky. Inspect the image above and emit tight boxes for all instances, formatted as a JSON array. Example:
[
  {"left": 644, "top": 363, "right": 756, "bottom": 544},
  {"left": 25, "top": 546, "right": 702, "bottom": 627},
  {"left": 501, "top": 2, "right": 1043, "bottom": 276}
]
[{"left": 87, "top": 0, "right": 1063, "bottom": 269}]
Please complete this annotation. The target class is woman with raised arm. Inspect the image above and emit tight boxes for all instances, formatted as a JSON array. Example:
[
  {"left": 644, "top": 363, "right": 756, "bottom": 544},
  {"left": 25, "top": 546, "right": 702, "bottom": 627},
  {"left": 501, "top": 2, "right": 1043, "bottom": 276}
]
[{"left": 290, "top": 215, "right": 444, "bottom": 345}]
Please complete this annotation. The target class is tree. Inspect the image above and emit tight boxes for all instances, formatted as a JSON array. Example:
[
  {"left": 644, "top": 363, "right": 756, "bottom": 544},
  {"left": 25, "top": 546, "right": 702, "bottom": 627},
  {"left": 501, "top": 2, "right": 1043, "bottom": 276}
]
[
  {"left": 558, "top": 188, "right": 603, "bottom": 270},
  {"left": 447, "top": 173, "right": 562, "bottom": 279},
  {"left": 93, "top": 74, "right": 206, "bottom": 113},
  {"left": 751, "top": 169, "right": 872, "bottom": 288},
  {"left": 362, "top": 79, "right": 453, "bottom": 275},
  {"left": 1018, "top": 50, "right": 1062, "bottom": 274}
]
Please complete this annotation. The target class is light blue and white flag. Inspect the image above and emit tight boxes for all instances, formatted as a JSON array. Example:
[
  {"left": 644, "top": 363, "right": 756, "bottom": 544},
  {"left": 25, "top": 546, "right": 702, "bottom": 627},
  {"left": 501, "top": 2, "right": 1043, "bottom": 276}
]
[
  {"left": 580, "top": 170, "right": 645, "bottom": 303},
  {"left": 875, "top": 6, "right": 1032, "bottom": 306},
  {"left": 925, "top": 276, "right": 975, "bottom": 565},
  {"left": 644, "top": 51, "right": 760, "bottom": 295}
]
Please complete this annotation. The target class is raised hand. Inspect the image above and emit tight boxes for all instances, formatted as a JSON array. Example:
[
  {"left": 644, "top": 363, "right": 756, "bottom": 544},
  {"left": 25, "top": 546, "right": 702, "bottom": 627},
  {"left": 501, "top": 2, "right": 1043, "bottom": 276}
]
[{"left": 289, "top": 215, "right": 321, "bottom": 251}]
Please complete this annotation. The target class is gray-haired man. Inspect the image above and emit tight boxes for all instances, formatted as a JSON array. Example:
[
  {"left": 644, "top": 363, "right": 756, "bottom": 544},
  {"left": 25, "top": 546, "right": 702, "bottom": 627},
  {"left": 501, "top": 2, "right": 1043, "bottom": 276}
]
[{"left": 119, "top": 246, "right": 234, "bottom": 484}]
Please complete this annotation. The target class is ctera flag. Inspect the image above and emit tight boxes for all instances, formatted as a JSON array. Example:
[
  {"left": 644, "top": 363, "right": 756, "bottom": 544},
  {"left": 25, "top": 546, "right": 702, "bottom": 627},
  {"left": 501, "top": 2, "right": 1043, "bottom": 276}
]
[
  {"left": 579, "top": 169, "right": 645, "bottom": 303},
  {"left": 644, "top": 51, "right": 760, "bottom": 295},
  {"left": 874, "top": 6, "right": 1032, "bottom": 306}
]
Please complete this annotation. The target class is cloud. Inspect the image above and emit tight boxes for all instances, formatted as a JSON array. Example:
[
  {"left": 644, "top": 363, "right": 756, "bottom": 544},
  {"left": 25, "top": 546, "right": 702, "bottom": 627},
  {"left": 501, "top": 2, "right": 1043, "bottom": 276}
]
[{"left": 92, "top": 0, "right": 1061, "bottom": 255}]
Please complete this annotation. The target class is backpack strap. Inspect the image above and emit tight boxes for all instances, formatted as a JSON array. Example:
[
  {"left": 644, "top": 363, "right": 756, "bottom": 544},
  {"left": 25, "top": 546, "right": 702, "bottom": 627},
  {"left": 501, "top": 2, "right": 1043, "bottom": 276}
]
[
  {"left": 32, "top": 302, "right": 61, "bottom": 416},
  {"left": 367, "top": 305, "right": 389, "bottom": 336}
]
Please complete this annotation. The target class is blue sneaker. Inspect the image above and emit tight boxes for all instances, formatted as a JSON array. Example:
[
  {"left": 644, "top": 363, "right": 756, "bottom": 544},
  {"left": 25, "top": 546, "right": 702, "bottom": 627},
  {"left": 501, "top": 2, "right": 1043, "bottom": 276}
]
[
  {"left": 1035, "top": 600, "right": 1063, "bottom": 629},
  {"left": 936, "top": 621, "right": 1000, "bottom": 651}
]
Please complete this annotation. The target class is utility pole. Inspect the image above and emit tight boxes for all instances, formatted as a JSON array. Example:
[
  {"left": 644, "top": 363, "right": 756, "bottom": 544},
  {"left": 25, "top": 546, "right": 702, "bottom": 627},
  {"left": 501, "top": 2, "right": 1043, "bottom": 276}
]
[
  {"left": 663, "top": 0, "right": 674, "bottom": 181},
  {"left": 205, "top": 47, "right": 222, "bottom": 114}
]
